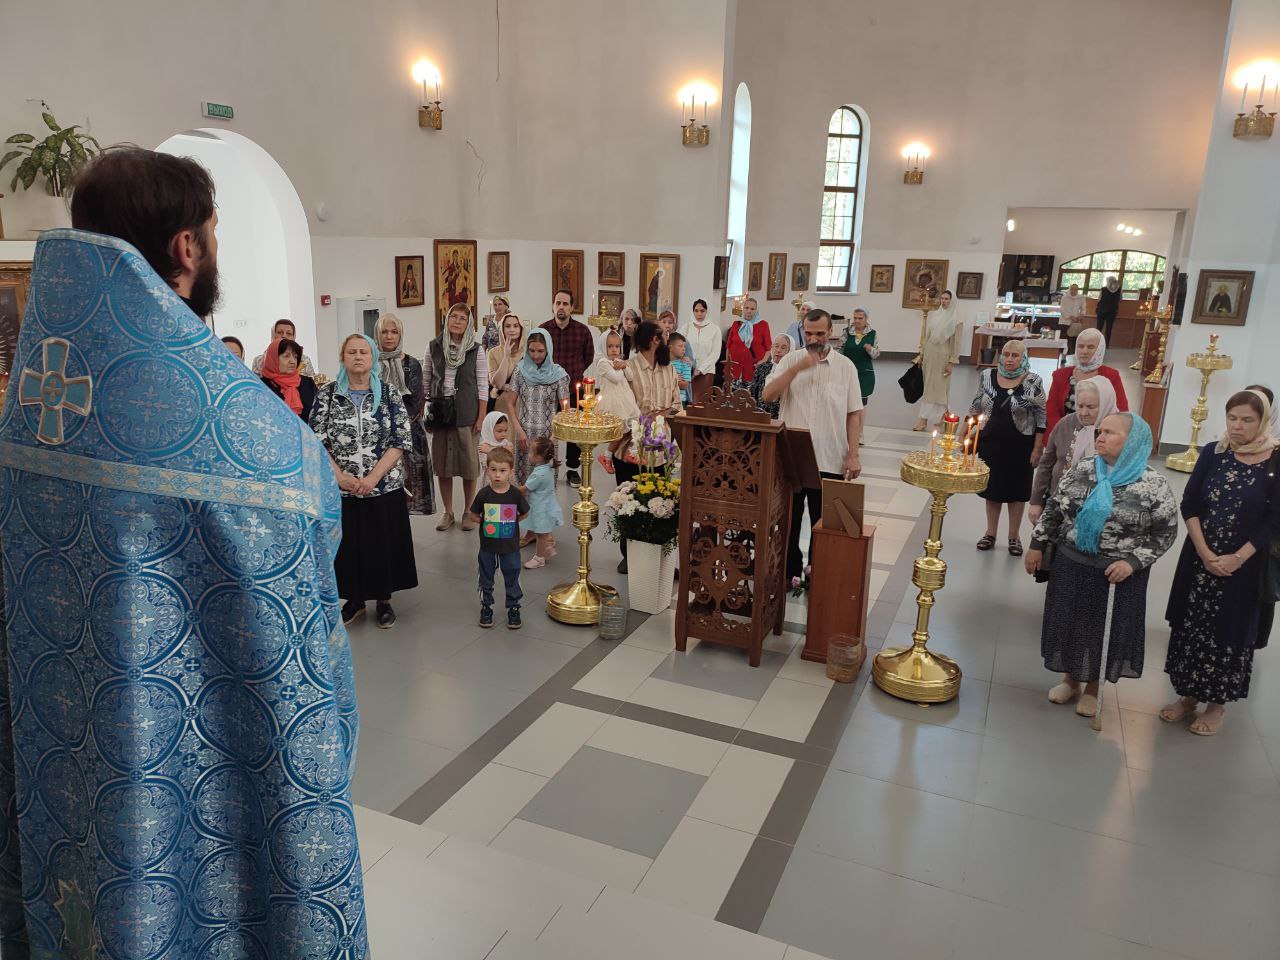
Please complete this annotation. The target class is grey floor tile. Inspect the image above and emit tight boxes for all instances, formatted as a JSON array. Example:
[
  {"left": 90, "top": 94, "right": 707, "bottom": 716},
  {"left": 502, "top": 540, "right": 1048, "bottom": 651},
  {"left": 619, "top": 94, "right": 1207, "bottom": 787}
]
[
  {"left": 356, "top": 668, "right": 529, "bottom": 752},
  {"left": 974, "top": 733, "right": 1135, "bottom": 841},
  {"left": 1138, "top": 844, "right": 1280, "bottom": 960},
  {"left": 760, "top": 847, "right": 967, "bottom": 960},
  {"left": 1120, "top": 708, "right": 1279, "bottom": 798},
  {"left": 435, "top": 632, "right": 582, "bottom": 695},
  {"left": 651, "top": 641, "right": 787, "bottom": 701},
  {"left": 951, "top": 896, "right": 1168, "bottom": 960},
  {"left": 878, "top": 620, "right": 997, "bottom": 683},
  {"left": 831, "top": 706, "right": 984, "bottom": 802},
  {"left": 983, "top": 680, "right": 1124, "bottom": 751},
  {"left": 1128, "top": 766, "right": 1280, "bottom": 877},
  {"left": 858, "top": 676, "right": 991, "bottom": 736},
  {"left": 794, "top": 769, "right": 972, "bottom": 891},
  {"left": 519, "top": 746, "right": 705, "bottom": 857},
  {"left": 351, "top": 727, "right": 457, "bottom": 813},
  {"left": 960, "top": 805, "right": 1152, "bottom": 946}
]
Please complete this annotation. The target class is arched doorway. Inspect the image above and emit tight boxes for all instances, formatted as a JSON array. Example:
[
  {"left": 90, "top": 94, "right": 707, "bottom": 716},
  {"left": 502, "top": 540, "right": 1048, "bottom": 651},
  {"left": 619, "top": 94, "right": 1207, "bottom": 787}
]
[{"left": 156, "top": 129, "right": 315, "bottom": 370}]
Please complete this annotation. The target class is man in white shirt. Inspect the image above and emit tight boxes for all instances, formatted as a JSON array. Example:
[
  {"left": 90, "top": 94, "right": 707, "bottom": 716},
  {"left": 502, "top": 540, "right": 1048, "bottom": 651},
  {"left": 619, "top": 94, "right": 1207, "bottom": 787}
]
[{"left": 763, "top": 307, "right": 864, "bottom": 580}]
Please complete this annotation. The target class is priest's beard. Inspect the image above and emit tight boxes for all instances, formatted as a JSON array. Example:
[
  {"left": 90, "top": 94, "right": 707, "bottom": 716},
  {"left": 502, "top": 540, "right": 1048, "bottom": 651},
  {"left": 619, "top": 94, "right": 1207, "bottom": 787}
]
[{"left": 183, "top": 256, "right": 222, "bottom": 320}]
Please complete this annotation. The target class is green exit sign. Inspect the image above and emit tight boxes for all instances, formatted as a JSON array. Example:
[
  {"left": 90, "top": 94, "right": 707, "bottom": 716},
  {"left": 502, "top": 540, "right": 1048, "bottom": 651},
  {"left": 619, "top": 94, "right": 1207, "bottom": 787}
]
[{"left": 201, "top": 102, "right": 234, "bottom": 121}]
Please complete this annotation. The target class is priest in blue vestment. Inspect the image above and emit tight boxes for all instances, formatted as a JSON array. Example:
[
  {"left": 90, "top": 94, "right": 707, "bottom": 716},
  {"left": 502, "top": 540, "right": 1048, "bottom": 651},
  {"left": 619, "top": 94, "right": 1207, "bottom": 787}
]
[{"left": 0, "top": 148, "right": 367, "bottom": 958}]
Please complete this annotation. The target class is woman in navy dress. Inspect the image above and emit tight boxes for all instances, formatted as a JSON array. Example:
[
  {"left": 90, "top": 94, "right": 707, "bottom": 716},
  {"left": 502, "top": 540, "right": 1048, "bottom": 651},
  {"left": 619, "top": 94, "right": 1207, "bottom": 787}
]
[{"left": 1162, "top": 389, "right": 1280, "bottom": 735}]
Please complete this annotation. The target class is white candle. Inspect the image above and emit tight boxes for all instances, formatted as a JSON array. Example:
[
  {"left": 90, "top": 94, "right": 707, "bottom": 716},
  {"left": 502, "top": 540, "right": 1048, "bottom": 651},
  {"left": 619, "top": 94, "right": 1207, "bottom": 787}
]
[{"left": 1241, "top": 82, "right": 1249, "bottom": 113}]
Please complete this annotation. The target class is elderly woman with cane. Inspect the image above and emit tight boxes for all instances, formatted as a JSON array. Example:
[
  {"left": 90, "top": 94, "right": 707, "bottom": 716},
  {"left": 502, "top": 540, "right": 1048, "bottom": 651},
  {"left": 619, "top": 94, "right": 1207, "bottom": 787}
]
[{"left": 1024, "top": 413, "right": 1178, "bottom": 723}]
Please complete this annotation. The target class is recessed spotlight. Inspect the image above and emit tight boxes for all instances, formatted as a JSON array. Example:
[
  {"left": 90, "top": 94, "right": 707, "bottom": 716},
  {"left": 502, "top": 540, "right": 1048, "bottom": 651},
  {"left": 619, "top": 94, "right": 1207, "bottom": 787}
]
[
  {"left": 1116, "top": 223, "right": 1127, "bottom": 230},
  {"left": 1133, "top": 228, "right": 1143, "bottom": 237},
  {"left": 1006, "top": 218, "right": 1016, "bottom": 232}
]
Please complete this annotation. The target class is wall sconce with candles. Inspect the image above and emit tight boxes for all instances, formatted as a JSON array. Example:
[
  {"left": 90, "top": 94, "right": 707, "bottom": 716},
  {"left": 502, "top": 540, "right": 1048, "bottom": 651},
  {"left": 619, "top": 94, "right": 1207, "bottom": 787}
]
[
  {"left": 1231, "top": 59, "right": 1277, "bottom": 141},
  {"left": 901, "top": 142, "right": 930, "bottom": 184},
  {"left": 677, "top": 82, "right": 716, "bottom": 147},
  {"left": 412, "top": 59, "right": 444, "bottom": 130}
]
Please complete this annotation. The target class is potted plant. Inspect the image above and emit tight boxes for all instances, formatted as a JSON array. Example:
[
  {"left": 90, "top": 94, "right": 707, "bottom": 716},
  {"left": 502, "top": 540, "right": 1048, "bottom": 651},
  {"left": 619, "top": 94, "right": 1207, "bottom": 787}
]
[
  {"left": 605, "top": 414, "right": 681, "bottom": 613},
  {"left": 1, "top": 102, "right": 102, "bottom": 231}
]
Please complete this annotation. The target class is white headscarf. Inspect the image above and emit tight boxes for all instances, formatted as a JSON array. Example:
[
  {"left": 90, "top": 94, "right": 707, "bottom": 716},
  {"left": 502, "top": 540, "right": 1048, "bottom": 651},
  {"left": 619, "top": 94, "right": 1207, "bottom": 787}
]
[
  {"left": 1068, "top": 376, "right": 1119, "bottom": 467},
  {"left": 1214, "top": 388, "right": 1280, "bottom": 456},
  {"left": 926, "top": 301, "right": 961, "bottom": 345},
  {"left": 375, "top": 313, "right": 408, "bottom": 397},
  {"left": 479, "top": 410, "right": 511, "bottom": 450},
  {"left": 1073, "top": 328, "right": 1106, "bottom": 374}
]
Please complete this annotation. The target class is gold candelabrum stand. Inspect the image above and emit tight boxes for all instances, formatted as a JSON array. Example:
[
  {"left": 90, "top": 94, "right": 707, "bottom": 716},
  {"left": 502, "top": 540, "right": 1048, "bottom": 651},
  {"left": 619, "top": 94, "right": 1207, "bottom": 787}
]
[
  {"left": 873, "top": 417, "right": 990, "bottom": 703},
  {"left": 548, "top": 406, "right": 624, "bottom": 624},
  {"left": 586, "top": 304, "right": 619, "bottom": 333},
  {"left": 1144, "top": 308, "right": 1172, "bottom": 385},
  {"left": 1165, "top": 336, "right": 1233, "bottom": 473}
]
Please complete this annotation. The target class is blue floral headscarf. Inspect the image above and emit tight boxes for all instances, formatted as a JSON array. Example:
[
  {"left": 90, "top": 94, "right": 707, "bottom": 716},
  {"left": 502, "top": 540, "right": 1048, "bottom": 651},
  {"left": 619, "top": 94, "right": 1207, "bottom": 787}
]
[{"left": 1075, "top": 412, "right": 1152, "bottom": 554}]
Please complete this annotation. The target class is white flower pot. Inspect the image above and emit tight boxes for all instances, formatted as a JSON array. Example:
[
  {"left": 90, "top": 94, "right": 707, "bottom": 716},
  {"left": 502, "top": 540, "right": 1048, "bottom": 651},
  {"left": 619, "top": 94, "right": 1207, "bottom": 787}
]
[
  {"left": 626, "top": 539, "right": 677, "bottom": 614},
  {"left": 21, "top": 193, "right": 71, "bottom": 236}
]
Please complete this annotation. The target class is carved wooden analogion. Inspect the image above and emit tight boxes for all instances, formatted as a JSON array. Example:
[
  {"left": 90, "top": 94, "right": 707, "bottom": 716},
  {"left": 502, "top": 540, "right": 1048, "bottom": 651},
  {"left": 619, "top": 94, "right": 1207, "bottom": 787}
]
[{"left": 672, "top": 388, "right": 792, "bottom": 667}]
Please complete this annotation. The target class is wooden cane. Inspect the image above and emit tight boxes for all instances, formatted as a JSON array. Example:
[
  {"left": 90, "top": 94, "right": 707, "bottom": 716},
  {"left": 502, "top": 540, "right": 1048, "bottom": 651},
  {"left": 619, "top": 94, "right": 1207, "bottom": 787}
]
[{"left": 1092, "top": 577, "right": 1117, "bottom": 732}]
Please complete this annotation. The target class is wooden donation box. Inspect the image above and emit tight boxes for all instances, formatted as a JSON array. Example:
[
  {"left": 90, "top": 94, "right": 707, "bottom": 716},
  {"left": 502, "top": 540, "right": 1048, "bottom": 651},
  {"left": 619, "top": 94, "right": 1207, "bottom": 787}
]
[
  {"left": 803, "top": 510, "right": 875, "bottom": 663},
  {"left": 671, "top": 389, "right": 805, "bottom": 667}
]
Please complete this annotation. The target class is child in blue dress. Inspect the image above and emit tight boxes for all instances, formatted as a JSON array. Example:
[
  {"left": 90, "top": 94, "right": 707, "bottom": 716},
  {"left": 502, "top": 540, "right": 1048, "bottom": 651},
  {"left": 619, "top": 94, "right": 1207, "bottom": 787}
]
[{"left": 521, "top": 436, "right": 564, "bottom": 569}]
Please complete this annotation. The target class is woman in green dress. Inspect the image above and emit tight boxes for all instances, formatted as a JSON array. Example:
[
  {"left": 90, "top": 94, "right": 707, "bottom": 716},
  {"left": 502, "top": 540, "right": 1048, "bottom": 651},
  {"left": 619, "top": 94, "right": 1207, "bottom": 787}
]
[{"left": 841, "top": 307, "right": 879, "bottom": 405}]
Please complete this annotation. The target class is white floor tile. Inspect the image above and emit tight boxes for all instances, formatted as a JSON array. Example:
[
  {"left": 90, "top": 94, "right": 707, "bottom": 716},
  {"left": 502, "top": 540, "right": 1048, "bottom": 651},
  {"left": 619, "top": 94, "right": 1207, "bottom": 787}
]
[
  {"left": 494, "top": 702, "right": 611, "bottom": 777},
  {"left": 491, "top": 817, "right": 653, "bottom": 891},
  {"left": 635, "top": 817, "right": 755, "bottom": 918},
  {"left": 687, "top": 745, "right": 794, "bottom": 835},
  {"left": 742, "top": 677, "right": 830, "bottom": 742},
  {"left": 574, "top": 645, "right": 669, "bottom": 699},
  {"left": 587, "top": 714, "right": 730, "bottom": 775},
  {"left": 424, "top": 762, "right": 548, "bottom": 844},
  {"left": 355, "top": 804, "right": 447, "bottom": 872},
  {"left": 775, "top": 644, "right": 836, "bottom": 688},
  {"left": 629, "top": 677, "right": 758, "bottom": 728},
  {"left": 535, "top": 885, "right": 788, "bottom": 960},
  {"left": 783, "top": 949, "right": 839, "bottom": 960},
  {"left": 623, "top": 609, "right": 680, "bottom": 652}
]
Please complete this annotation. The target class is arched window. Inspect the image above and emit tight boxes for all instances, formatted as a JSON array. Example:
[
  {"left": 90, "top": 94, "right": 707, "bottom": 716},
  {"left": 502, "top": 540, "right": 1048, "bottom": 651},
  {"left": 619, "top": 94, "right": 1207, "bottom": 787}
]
[
  {"left": 817, "top": 105, "right": 866, "bottom": 292},
  {"left": 1057, "top": 249, "right": 1167, "bottom": 298},
  {"left": 726, "top": 83, "right": 752, "bottom": 296}
]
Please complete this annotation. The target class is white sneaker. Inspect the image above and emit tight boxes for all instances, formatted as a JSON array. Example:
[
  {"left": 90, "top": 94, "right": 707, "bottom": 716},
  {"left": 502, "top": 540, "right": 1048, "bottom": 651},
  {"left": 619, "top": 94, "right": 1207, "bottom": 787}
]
[{"left": 523, "top": 555, "right": 546, "bottom": 569}]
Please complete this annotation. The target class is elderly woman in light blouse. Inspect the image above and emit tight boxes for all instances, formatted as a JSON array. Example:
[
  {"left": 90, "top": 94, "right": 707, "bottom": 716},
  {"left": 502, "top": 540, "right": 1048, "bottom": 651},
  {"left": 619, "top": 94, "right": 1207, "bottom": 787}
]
[{"left": 1030, "top": 376, "right": 1118, "bottom": 526}]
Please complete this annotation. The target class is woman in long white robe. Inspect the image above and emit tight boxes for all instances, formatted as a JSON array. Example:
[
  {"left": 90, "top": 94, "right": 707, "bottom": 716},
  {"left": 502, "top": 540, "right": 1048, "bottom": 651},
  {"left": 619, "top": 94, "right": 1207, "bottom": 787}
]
[{"left": 914, "top": 290, "right": 963, "bottom": 431}]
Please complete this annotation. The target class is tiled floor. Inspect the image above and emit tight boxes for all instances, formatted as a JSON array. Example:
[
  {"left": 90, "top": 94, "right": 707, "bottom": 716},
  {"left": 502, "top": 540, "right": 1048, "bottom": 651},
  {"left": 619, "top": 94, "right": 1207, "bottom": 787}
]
[{"left": 347, "top": 352, "right": 1280, "bottom": 959}]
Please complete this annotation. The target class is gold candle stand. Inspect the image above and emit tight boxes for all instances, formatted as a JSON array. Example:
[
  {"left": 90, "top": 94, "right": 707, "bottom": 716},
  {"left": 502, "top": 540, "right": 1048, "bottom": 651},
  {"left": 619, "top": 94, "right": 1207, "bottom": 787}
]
[
  {"left": 872, "top": 419, "right": 990, "bottom": 703},
  {"left": 547, "top": 409, "right": 624, "bottom": 624},
  {"left": 1165, "top": 336, "right": 1232, "bottom": 473}
]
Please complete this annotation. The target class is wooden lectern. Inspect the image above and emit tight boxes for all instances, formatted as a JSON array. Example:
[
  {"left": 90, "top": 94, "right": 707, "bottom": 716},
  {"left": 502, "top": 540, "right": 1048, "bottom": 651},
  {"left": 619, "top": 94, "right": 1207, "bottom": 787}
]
[{"left": 671, "top": 388, "right": 813, "bottom": 666}]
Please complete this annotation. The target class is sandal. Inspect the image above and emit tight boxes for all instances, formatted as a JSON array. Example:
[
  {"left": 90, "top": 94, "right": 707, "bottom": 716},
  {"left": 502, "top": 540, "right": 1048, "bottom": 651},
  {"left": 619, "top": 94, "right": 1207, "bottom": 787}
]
[
  {"left": 598, "top": 454, "right": 615, "bottom": 474},
  {"left": 1008, "top": 538, "right": 1024, "bottom": 557},
  {"left": 913, "top": 419, "right": 929, "bottom": 432},
  {"left": 1189, "top": 707, "right": 1225, "bottom": 737},
  {"left": 976, "top": 535, "right": 996, "bottom": 551},
  {"left": 1159, "top": 697, "right": 1199, "bottom": 723}
]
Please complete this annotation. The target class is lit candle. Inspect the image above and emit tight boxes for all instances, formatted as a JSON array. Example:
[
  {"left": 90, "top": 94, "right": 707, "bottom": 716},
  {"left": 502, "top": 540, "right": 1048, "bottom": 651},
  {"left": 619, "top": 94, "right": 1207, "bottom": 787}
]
[
  {"left": 1261, "top": 75, "right": 1269, "bottom": 108},
  {"left": 421, "top": 80, "right": 428, "bottom": 106},
  {"left": 971, "top": 414, "right": 984, "bottom": 464},
  {"left": 930, "top": 429, "right": 938, "bottom": 461},
  {"left": 561, "top": 398, "right": 569, "bottom": 411},
  {"left": 435, "top": 78, "right": 441, "bottom": 102},
  {"left": 591, "top": 293, "right": 598, "bottom": 315},
  {"left": 575, "top": 381, "right": 582, "bottom": 407},
  {"left": 1241, "top": 81, "right": 1249, "bottom": 113},
  {"left": 963, "top": 438, "right": 971, "bottom": 468}
]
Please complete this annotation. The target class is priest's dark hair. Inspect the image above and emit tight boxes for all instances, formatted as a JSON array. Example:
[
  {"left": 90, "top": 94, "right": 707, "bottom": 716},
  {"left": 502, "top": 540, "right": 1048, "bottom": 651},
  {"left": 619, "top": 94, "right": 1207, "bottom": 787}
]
[
  {"left": 633, "top": 320, "right": 670, "bottom": 366},
  {"left": 69, "top": 145, "right": 216, "bottom": 284}
]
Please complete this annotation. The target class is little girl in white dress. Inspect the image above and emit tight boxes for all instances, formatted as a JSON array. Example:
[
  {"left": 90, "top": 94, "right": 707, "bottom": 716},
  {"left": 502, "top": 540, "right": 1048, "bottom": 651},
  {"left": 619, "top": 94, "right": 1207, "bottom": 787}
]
[{"left": 593, "top": 330, "right": 641, "bottom": 472}]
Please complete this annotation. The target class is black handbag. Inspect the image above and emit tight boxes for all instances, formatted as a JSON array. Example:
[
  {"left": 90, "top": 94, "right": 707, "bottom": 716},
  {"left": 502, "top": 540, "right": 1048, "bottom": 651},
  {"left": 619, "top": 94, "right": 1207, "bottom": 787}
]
[
  {"left": 424, "top": 395, "right": 456, "bottom": 431},
  {"left": 898, "top": 362, "right": 924, "bottom": 404}
]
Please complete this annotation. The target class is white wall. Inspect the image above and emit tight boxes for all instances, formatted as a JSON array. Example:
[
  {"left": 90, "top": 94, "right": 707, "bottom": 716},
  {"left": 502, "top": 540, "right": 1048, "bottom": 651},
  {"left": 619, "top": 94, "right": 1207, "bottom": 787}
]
[
  {"left": 1003, "top": 208, "right": 1180, "bottom": 280},
  {"left": 1162, "top": 0, "right": 1280, "bottom": 447},
  {"left": 730, "top": 0, "right": 1229, "bottom": 354}
]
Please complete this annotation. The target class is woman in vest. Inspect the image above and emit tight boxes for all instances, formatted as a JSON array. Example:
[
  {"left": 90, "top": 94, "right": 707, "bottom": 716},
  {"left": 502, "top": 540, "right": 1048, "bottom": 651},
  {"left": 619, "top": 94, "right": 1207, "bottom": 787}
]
[{"left": 426, "top": 302, "right": 488, "bottom": 531}]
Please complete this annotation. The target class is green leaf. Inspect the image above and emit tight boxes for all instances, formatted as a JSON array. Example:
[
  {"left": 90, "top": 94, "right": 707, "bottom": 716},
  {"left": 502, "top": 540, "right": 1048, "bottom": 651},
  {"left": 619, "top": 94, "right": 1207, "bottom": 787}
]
[
  {"left": 19, "top": 162, "right": 37, "bottom": 191},
  {"left": 5, "top": 133, "right": 35, "bottom": 144},
  {"left": 0, "top": 150, "right": 23, "bottom": 171},
  {"left": 42, "top": 112, "right": 60, "bottom": 133},
  {"left": 67, "top": 138, "right": 87, "bottom": 162}
]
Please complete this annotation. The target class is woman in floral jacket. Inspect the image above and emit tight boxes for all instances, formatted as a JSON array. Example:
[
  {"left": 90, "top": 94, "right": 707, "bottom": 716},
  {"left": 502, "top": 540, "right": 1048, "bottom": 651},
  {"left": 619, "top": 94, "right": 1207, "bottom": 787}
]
[
  {"left": 310, "top": 333, "right": 417, "bottom": 628},
  {"left": 1025, "top": 413, "right": 1177, "bottom": 722}
]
